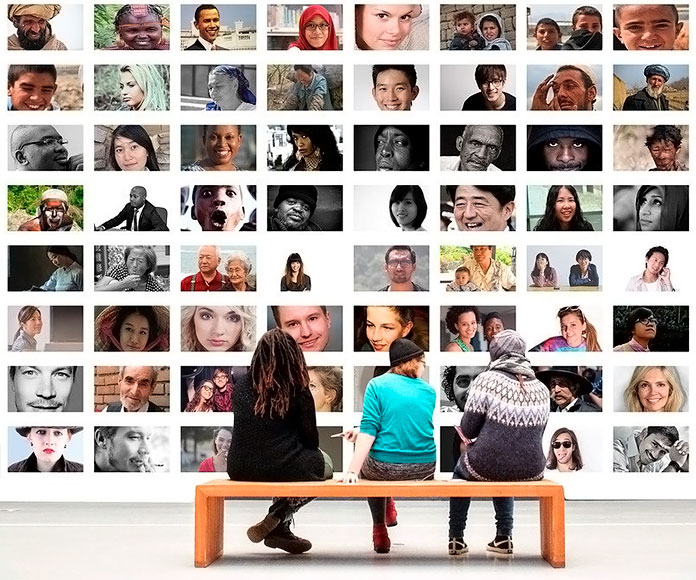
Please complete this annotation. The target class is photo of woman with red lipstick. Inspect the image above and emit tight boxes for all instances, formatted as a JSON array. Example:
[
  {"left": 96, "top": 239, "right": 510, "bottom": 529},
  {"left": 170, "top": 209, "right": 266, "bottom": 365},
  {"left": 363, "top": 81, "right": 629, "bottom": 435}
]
[{"left": 8, "top": 427, "right": 83, "bottom": 472}]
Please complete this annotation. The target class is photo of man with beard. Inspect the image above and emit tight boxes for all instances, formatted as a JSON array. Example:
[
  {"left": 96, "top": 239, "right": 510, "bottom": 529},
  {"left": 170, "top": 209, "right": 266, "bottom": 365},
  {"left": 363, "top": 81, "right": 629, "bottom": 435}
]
[
  {"left": 7, "top": 3, "right": 67, "bottom": 50},
  {"left": 623, "top": 65, "right": 671, "bottom": 110}
]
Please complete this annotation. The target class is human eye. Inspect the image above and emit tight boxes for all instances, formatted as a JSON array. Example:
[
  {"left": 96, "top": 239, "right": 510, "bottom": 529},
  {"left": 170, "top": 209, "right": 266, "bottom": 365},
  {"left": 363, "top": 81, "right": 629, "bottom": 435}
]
[
  {"left": 225, "top": 188, "right": 238, "bottom": 198},
  {"left": 375, "top": 11, "right": 390, "bottom": 20},
  {"left": 572, "top": 141, "right": 584, "bottom": 149},
  {"left": 470, "top": 140, "right": 482, "bottom": 148},
  {"left": 199, "top": 311, "right": 212, "bottom": 320},
  {"left": 52, "top": 430, "right": 64, "bottom": 437},
  {"left": 227, "top": 313, "right": 241, "bottom": 322},
  {"left": 626, "top": 24, "right": 643, "bottom": 32},
  {"left": 54, "top": 371, "right": 71, "bottom": 379},
  {"left": 308, "top": 315, "right": 319, "bottom": 322},
  {"left": 547, "top": 140, "right": 559, "bottom": 148},
  {"left": 21, "top": 369, "right": 38, "bottom": 377},
  {"left": 286, "top": 321, "right": 299, "bottom": 328},
  {"left": 200, "top": 188, "right": 212, "bottom": 198},
  {"left": 366, "top": 321, "right": 374, "bottom": 328},
  {"left": 36, "top": 429, "right": 47, "bottom": 435},
  {"left": 131, "top": 144, "right": 140, "bottom": 151},
  {"left": 129, "top": 433, "right": 142, "bottom": 441},
  {"left": 115, "top": 147, "right": 124, "bottom": 154},
  {"left": 399, "top": 14, "right": 413, "bottom": 22},
  {"left": 394, "top": 138, "right": 408, "bottom": 147}
]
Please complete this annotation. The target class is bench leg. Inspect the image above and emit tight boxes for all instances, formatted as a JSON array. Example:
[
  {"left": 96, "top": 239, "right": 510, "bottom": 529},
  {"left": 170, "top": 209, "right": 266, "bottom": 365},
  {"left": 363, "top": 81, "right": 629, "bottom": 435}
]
[
  {"left": 195, "top": 490, "right": 225, "bottom": 567},
  {"left": 539, "top": 495, "right": 565, "bottom": 568}
]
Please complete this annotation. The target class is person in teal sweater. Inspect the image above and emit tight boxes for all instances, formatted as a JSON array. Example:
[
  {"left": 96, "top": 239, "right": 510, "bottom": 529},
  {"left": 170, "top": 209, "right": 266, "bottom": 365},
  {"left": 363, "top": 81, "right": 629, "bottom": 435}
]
[{"left": 342, "top": 338, "right": 436, "bottom": 554}]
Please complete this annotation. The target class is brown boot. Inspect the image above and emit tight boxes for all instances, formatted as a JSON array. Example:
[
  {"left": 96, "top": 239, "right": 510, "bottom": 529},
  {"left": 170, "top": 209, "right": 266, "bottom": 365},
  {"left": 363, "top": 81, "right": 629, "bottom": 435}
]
[{"left": 264, "top": 521, "right": 312, "bottom": 554}]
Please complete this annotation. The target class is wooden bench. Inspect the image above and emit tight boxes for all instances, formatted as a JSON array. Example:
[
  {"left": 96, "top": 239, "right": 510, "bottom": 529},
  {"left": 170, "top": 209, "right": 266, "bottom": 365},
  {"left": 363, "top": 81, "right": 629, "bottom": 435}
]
[{"left": 195, "top": 479, "right": 565, "bottom": 568}]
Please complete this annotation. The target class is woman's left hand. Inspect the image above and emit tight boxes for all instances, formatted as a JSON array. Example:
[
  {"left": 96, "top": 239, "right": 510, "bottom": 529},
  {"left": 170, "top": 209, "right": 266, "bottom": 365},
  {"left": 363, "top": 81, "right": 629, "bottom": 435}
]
[{"left": 342, "top": 471, "right": 359, "bottom": 484}]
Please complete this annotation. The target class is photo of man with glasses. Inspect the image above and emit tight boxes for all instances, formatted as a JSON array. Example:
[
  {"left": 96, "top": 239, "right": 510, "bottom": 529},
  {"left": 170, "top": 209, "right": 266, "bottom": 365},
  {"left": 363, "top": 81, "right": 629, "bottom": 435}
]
[
  {"left": 378, "top": 245, "right": 427, "bottom": 292},
  {"left": 614, "top": 307, "right": 659, "bottom": 352},
  {"left": 10, "top": 124, "right": 83, "bottom": 170},
  {"left": 461, "top": 65, "right": 516, "bottom": 111}
]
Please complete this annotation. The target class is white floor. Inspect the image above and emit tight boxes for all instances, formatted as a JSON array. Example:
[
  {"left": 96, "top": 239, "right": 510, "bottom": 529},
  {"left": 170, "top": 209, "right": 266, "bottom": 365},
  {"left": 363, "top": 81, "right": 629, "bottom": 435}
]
[{"left": 1, "top": 499, "right": 695, "bottom": 580}]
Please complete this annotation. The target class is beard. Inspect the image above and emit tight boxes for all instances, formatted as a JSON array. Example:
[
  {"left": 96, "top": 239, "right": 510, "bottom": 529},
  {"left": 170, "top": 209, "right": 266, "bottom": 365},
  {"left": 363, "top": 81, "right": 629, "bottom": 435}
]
[
  {"left": 645, "top": 85, "right": 664, "bottom": 99},
  {"left": 17, "top": 24, "right": 50, "bottom": 49}
]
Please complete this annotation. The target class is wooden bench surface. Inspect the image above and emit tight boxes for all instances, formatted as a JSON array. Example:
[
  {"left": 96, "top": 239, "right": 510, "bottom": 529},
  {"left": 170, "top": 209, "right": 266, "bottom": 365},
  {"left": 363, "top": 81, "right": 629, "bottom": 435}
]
[{"left": 196, "top": 479, "right": 564, "bottom": 498}]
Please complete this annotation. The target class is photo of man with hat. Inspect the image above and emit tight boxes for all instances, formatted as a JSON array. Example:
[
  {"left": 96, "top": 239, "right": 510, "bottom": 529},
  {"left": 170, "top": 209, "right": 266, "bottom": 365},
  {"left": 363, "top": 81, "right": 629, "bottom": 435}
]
[
  {"left": 7, "top": 4, "right": 66, "bottom": 50},
  {"left": 535, "top": 366, "right": 600, "bottom": 412},
  {"left": 268, "top": 185, "right": 321, "bottom": 231},
  {"left": 623, "top": 65, "right": 671, "bottom": 110}
]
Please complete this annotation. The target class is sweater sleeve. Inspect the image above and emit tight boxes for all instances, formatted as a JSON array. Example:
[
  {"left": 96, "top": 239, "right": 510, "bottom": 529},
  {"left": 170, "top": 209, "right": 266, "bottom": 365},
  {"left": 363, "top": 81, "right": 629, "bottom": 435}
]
[
  {"left": 459, "top": 376, "right": 488, "bottom": 439},
  {"left": 297, "top": 389, "right": 319, "bottom": 450},
  {"left": 359, "top": 381, "right": 381, "bottom": 437}
]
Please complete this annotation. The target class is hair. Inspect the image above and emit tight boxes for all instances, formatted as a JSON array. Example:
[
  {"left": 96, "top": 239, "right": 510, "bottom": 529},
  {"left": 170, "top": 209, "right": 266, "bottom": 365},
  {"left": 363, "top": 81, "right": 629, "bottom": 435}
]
[
  {"left": 556, "top": 65, "right": 595, "bottom": 90},
  {"left": 534, "top": 185, "right": 594, "bottom": 231},
  {"left": 251, "top": 328, "right": 310, "bottom": 419},
  {"left": 557, "top": 306, "right": 601, "bottom": 351},
  {"left": 372, "top": 65, "right": 417, "bottom": 89},
  {"left": 635, "top": 185, "right": 688, "bottom": 231},
  {"left": 119, "top": 65, "right": 168, "bottom": 111},
  {"left": 271, "top": 305, "right": 328, "bottom": 327},
  {"left": 455, "top": 265, "right": 471, "bottom": 277},
  {"left": 194, "top": 4, "right": 219, "bottom": 22},
  {"left": 211, "top": 426, "right": 233, "bottom": 454},
  {"left": 210, "top": 66, "right": 256, "bottom": 105},
  {"left": 114, "top": 3, "right": 165, "bottom": 28},
  {"left": 95, "top": 426, "right": 120, "bottom": 443},
  {"left": 389, "top": 185, "right": 427, "bottom": 229},
  {"left": 576, "top": 249, "right": 592, "bottom": 262},
  {"left": 624, "top": 366, "right": 685, "bottom": 412},
  {"left": 646, "top": 246, "right": 669, "bottom": 267},
  {"left": 112, "top": 306, "right": 161, "bottom": 351},
  {"left": 283, "top": 252, "right": 308, "bottom": 287},
  {"left": 645, "top": 425, "right": 680, "bottom": 445},
  {"left": 294, "top": 64, "right": 314, "bottom": 75},
  {"left": 445, "top": 306, "right": 480, "bottom": 335},
  {"left": 124, "top": 245, "right": 157, "bottom": 278},
  {"left": 46, "top": 245, "right": 79, "bottom": 264},
  {"left": 535, "top": 18, "right": 561, "bottom": 34},
  {"left": 14, "top": 305, "right": 41, "bottom": 342},
  {"left": 358, "top": 305, "right": 419, "bottom": 349},
  {"left": 572, "top": 6, "right": 602, "bottom": 27},
  {"left": 646, "top": 125, "right": 682, "bottom": 149},
  {"left": 385, "top": 245, "right": 416, "bottom": 265},
  {"left": 118, "top": 365, "right": 158, "bottom": 387},
  {"left": 531, "top": 252, "right": 552, "bottom": 278},
  {"left": 446, "top": 185, "right": 515, "bottom": 208},
  {"left": 225, "top": 251, "right": 252, "bottom": 275},
  {"left": 479, "top": 14, "right": 501, "bottom": 34},
  {"left": 546, "top": 428, "right": 584, "bottom": 470},
  {"left": 185, "top": 379, "right": 215, "bottom": 412},
  {"left": 284, "top": 125, "right": 342, "bottom": 171},
  {"left": 373, "top": 125, "right": 429, "bottom": 170},
  {"left": 614, "top": 5, "right": 679, "bottom": 26},
  {"left": 181, "top": 305, "right": 255, "bottom": 352},
  {"left": 8, "top": 65, "right": 57, "bottom": 85},
  {"left": 474, "top": 64, "right": 507, "bottom": 86},
  {"left": 627, "top": 307, "right": 655, "bottom": 334},
  {"left": 108, "top": 125, "right": 160, "bottom": 171},
  {"left": 391, "top": 354, "right": 425, "bottom": 379},
  {"left": 454, "top": 10, "right": 475, "bottom": 25},
  {"left": 203, "top": 124, "right": 242, "bottom": 139},
  {"left": 307, "top": 366, "right": 343, "bottom": 411}
]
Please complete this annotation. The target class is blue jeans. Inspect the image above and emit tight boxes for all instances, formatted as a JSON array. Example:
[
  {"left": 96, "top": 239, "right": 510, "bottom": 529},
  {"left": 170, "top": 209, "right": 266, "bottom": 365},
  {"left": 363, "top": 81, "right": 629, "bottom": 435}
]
[{"left": 448, "top": 462, "right": 514, "bottom": 537}]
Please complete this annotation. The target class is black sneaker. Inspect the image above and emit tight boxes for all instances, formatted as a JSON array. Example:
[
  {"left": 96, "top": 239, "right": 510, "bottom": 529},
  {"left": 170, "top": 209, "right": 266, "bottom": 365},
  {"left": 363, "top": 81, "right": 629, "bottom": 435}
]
[
  {"left": 486, "top": 535, "right": 513, "bottom": 555},
  {"left": 247, "top": 513, "right": 281, "bottom": 543},
  {"left": 264, "top": 522, "right": 312, "bottom": 554},
  {"left": 448, "top": 537, "right": 468, "bottom": 556}
]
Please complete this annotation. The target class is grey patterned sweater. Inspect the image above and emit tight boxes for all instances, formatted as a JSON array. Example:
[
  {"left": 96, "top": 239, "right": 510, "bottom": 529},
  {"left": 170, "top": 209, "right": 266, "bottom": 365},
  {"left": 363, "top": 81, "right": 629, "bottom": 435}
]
[{"left": 457, "top": 355, "right": 549, "bottom": 481}]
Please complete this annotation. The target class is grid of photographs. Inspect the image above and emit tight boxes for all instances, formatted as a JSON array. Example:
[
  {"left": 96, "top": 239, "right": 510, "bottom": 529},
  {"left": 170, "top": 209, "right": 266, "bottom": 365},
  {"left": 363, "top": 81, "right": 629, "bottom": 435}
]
[{"left": 1, "top": 2, "right": 693, "bottom": 498}]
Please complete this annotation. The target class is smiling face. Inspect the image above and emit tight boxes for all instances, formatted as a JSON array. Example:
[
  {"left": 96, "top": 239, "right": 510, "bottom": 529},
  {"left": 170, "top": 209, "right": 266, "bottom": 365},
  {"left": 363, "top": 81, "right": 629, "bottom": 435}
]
[
  {"left": 535, "top": 23, "right": 560, "bottom": 49},
  {"left": 118, "top": 12, "right": 163, "bottom": 50},
  {"left": 276, "top": 198, "right": 312, "bottom": 230},
  {"left": 365, "top": 306, "right": 412, "bottom": 351},
  {"left": 554, "top": 187, "right": 577, "bottom": 226},
  {"left": 454, "top": 311, "right": 477, "bottom": 341},
  {"left": 385, "top": 249, "right": 415, "bottom": 284},
  {"left": 8, "top": 72, "right": 57, "bottom": 111},
  {"left": 614, "top": 5, "right": 682, "bottom": 50},
  {"left": 193, "top": 306, "right": 243, "bottom": 351},
  {"left": 373, "top": 69, "right": 418, "bottom": 111},
  {"left": 375, "top": 126, "right": 415, "bottom": 171},
  {"left": 12, "top": 366, "right": 74, "bottom": 412},
  {"left": 358, "top": 4, "right": 419, "bottom": 49},
  {"left": 15, "top": 15, "right": 50, "bottom": 48},
  {"left": 214, "top": 428, "right": 232, "bottom": 455},
  {"left": 27, "top": 428, "right": 69, "bottom": 465},
  {"left": 193, "top": 186, "right": 244, "bottom": 231},
  {"left": 119, "top": 313, "right": 151, "bottom": 351},
  {"left": 21, "top": 310, "right": 43, "bottom": 337},
  {"left": 119, "top": 70, "right": 145, "bottom": 110},
  {"left": 638, "top": 189, "right": 663, "bottom": 230},
  {"left": 483, "top": 317, "right": 504, "bottom": 342},
  {"left": 478, "top": 76, "right": 505, "bottom": 106},
  {"left": 276, "top": 306, "right": 331, "bottom": 351},
  {"left": 200, "top": 382, "right": 214, "bottom": 400},
  {"left": 560, "top": 313, "right": 585, "bottom": 347},
  {"left": 204, "top": 126, "right": 242, "bottom": 168},
  {"left": 577, "top": 255, "right": 590, "bottom": 272},
  {"left": 103, "top": 427, "right": 153, "bottom": 472},
  {"left": 114, "top": 136, "right": 148, "bottom": 171},
  {"left": 304, "top": 14, "right": 330, "bottom": 48},
  {"left": 195, "top": 8, "right": 220, "bottom": 43},
  {"left": 636, "top": 367, "right": 670, "bottom": 412},
  {"left": 536, "top": 255, "right": 548, "bottom": 270},
  {"left": 543, "top": 138, "right": 589, "bottom": 171},
  {"left": 118, "top": 366, "right": 156, "bottom": 412},
  {"left": 391, "top": 191, "right": 418, "bottom": 228},
  {"left": 646, "top": 252, "right": 666, "bottom": 276},
  {"left": 638, "top": 432, "right": 672, "bottom": 464},
  {"left": 552, "top": 432, "right": 575, "bottom": 467},
  {"left": 207, "top": 71, "right": 238, "bottom": 109},
  {"left": 481, "top": 19, "right": 500, "bottom": 41},
  {"left": 457, "top": 126, "right": 503, "bottom": 171},
  {"left": 226, "top": 259, "right": 247, "bottom": 287},
  {"left": 453, "top": 186, "right": 512, "bottom": 231}
]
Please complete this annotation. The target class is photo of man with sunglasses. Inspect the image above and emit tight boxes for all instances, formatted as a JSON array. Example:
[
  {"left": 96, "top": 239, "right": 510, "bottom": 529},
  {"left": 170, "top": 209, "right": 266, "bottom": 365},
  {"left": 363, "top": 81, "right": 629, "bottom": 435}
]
[{"left": 535, "top": 366, "right": 600, "bottom": 412}]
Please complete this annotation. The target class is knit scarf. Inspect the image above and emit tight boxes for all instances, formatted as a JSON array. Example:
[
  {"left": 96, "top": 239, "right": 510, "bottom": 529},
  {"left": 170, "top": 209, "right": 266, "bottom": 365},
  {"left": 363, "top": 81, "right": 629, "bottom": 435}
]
[{"left": 487, "top": 353, "right": 536, "bottom": 382}]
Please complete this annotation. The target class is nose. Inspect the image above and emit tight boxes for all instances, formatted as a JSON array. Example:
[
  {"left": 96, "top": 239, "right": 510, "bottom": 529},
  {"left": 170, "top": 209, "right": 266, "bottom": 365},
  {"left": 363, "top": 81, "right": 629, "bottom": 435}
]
[
  {"left": 36, "top": 376, "right": 56, "bottom": 399},
  {"left": 213, "top": 318, "right": 227, "bottom": 334},
  {"left": 29, "top": 22, "right": 41, "bottom": 33},
  {"left": 557, "top": 146, "right": 574, "bottom": 162},
  {"left": 380, "top": 141, "right": 393, "bottom": 157},
  {"left": 138, "top": 439, "right": 151, "bottom": 455},
  {"left": 462, "top": 202, "right": 477, "bottom": 218},
  {"left": 299, "top": 322, "right": 312, "bottom": 338},
  {"left": 386, "top": 18, "right": 399, "bottom": 34}
]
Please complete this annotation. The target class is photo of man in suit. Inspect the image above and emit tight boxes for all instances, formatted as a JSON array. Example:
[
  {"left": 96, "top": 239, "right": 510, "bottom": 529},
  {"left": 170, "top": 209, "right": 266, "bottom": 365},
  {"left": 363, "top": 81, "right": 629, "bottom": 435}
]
[
  {"left": 185, "top": 4, "right": 228, "bottom": 50},
  {"left": 95, "top": 186, "right": 168, "bottom": 231}
]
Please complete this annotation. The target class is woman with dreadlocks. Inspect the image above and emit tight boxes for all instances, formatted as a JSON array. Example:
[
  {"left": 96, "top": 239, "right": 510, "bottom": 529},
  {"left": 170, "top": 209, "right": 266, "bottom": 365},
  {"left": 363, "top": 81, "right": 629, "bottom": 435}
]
[{"left": 227, "top": 328, "right": 332, "bottom": 554}]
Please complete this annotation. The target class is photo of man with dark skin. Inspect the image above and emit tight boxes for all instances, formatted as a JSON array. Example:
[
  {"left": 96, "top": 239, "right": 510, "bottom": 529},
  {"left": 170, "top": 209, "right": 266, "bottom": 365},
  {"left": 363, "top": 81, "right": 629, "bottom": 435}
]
[
  {"left": 440, "top": 125, "right": 505, "bottom": 171},
  {"left": 191, "top": 185, "right": 253, "bottom": 231},
  {"left": 17, "top": 188, "right": 75, "bottom": 231},
  {"left": 530, "top": 65, "right": 597, "bottom": 111},
  {"left": 10, "top": 125, "right": 83, "bottom": 171},
  {"left": 527, "top": 125, "right": 602, "bottom": 171},
  {"left": 186, "top": 4, "right": 228, "bottom": 50},
  {"left": 7, "top": 3, "right": 67, "bottom": 50}
]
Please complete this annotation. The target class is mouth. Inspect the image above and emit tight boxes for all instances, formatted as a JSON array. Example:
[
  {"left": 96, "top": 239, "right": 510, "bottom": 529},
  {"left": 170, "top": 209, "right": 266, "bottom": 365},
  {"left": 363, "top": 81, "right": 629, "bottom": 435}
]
[
  {"left": 640, "top": 219, "right": 654, "bottom": 227},
  {"left": 124, "top": 344, "right": 142, "bottom": 351},
  {"left": 42, "top": 448, "right": 55, "bottom": 454},
  {"left": 378, "top": 162, "right": 395, "bottom": 170},
  {"left": 210, "top": 209, "right": 228, "bottom": 229},
  {"left": 29, "top": 403, "right": 60, "bottom": 410},
  {"left": 379, "top": 37, "right": 401, "bottom": 47},
  {"left": 207, "top": 339, "right": 229, "bottom": 348},
  {"left": 24, "top": 103, "right": 45, "bottom": 110},
  {"left": 551, "top": 165, "right": 583, "bottom": 171},
  {"left": 381, "top": 103, "right": 403, "bottom": 110},
  {"left": 465, "top": 160, "right": 486, "bottom": 170},
  {"left": 638, "top": 43, "right": 662, "bottom": 50},
  {"left": 298, "top": 338, "right": 319, "bottom": 350},
  {"left": 461, "top": 220, "right": 484, "bottom": 230},
  {"left": 371, "top": 342, "right": 387, "bottom": 351},
  {"left": 286, "top": 212, "right": 304, "bottom": 222},
  {"left": 559, "top": 210, "right": 573, "bottom": 218}
]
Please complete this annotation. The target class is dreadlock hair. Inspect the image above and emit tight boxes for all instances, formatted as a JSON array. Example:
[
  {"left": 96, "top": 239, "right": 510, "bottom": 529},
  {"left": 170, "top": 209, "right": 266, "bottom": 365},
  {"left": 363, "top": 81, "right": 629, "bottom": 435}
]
[{"left": 251, "top": 328, "right": 309, "bottom": 419}]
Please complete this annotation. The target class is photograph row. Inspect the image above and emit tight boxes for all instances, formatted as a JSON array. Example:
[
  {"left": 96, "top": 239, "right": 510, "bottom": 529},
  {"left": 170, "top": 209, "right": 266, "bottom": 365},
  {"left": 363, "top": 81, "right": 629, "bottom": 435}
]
[
  {"left": 5, "top": 63, "right": 690, "bottom": 113},
  {"left": 6, "top": 304, "right": 690, "bottom": 353},
  {"left": 3, "top": 363, "right": 690, "bottom": 414},
  {"left": 3, "top": 243, "right": 685, "bottom": 294},
  {"left": 1, "top": 424, "right": 689, "bottom": 473},
  {"left": 5, "top": 4, "right": 690, "bottom": 52},
  {"left": 6, "top": 184, "right": 690, "bottom": 233},
  {"left": 4, "top": 124, "right": 692, "bottom": 172}
]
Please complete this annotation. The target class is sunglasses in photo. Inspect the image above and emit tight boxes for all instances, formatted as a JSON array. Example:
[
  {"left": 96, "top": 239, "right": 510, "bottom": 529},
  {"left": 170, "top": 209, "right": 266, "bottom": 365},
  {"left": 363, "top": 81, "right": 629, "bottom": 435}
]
[{"left": 552, "top": 441, "right": 573, "bottom": 449}]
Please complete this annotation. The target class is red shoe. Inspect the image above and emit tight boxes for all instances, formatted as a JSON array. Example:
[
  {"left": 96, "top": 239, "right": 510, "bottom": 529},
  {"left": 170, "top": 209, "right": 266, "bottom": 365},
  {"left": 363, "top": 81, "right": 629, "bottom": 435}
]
[
  {"left": 385, "top": 497, "right": 398, "bottom": 527},
  {"left": 373, "top": 523, "right": 391, "bottom": 553}
]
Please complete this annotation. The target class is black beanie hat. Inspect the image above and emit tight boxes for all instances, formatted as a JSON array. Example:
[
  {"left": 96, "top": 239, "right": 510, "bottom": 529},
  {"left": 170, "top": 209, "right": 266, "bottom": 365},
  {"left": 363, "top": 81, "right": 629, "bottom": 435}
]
[
  {"left": 274, "top": 185, "right": 318, "bottom": 215},
  {"left": 389, "top": 338, "right": 424, "bottom": 368}
]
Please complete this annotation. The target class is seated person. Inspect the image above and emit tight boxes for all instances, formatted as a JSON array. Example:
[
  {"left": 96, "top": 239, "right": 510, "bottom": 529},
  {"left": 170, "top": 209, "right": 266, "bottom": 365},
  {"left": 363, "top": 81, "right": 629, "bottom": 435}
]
[
  {"left": 448, "top": 10, "right": 485, "bottom": 50},
  {"left": 461, "top": 65, "right": 515, "bottom": 111},
  {"left": 445, "top": 266, "right": 481, "bottom": 292},
  {"left": 568, "top": 249, "right": 599, "bottom": 287}
]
